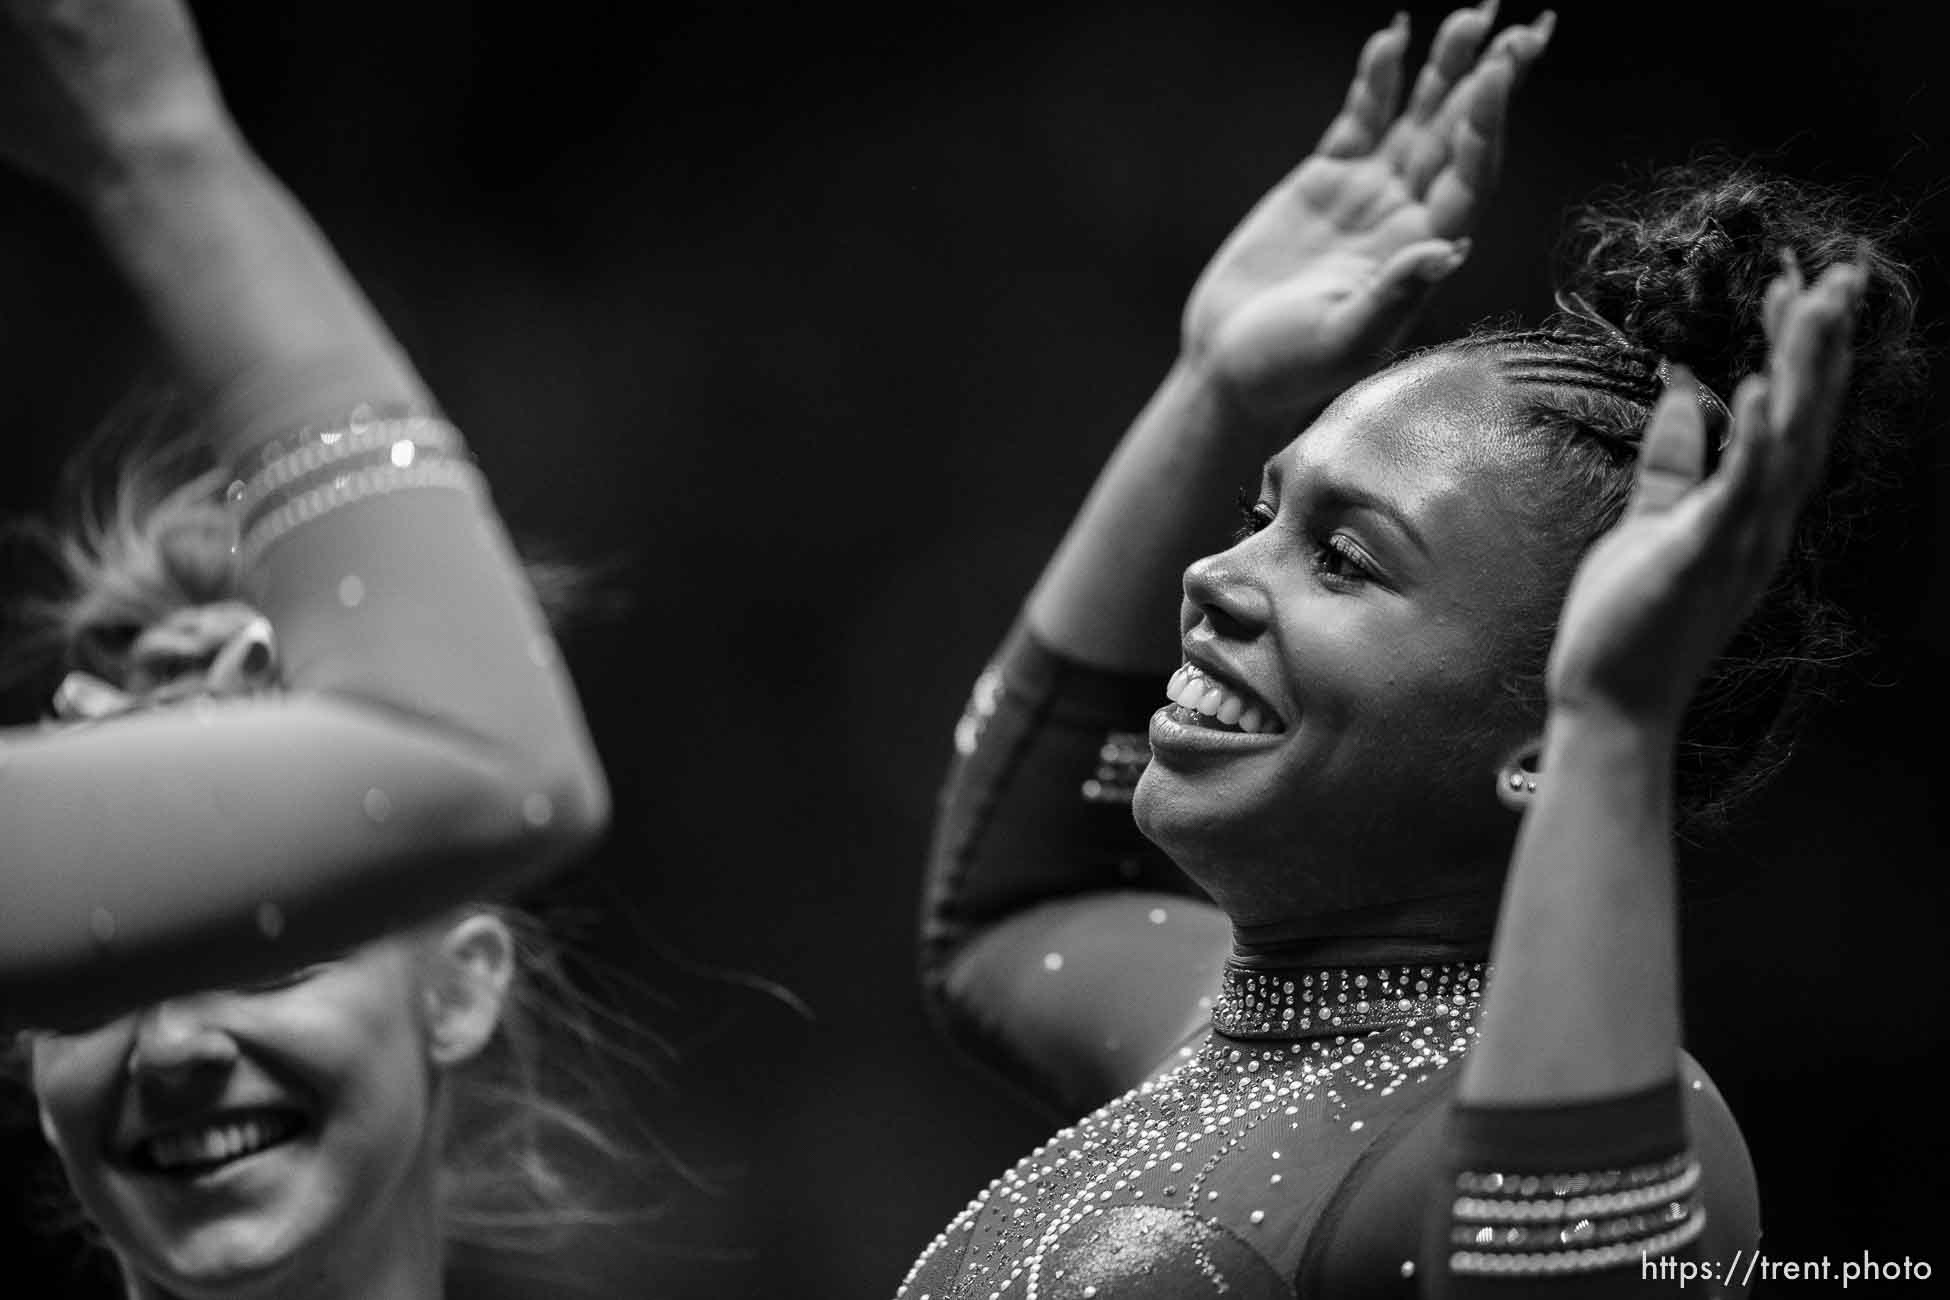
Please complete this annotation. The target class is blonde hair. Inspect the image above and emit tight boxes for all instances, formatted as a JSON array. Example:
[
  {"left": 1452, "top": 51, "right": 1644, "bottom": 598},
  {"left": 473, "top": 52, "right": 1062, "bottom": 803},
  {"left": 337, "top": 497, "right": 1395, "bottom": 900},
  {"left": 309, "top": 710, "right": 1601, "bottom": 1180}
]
[
  {"left": 438, "top": 906, "right": 680, "bottom": 1262},
  {"left": 3, "top": 399, "right": 236, "bottom": 692}
]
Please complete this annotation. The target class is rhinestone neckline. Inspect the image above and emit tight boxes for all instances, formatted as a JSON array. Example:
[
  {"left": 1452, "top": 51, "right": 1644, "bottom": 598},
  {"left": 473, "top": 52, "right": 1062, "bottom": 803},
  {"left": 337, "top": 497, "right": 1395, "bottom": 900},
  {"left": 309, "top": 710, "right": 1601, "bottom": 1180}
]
[{"left": 1212, "top": 960, "right": 1487, "bottom": 1040}]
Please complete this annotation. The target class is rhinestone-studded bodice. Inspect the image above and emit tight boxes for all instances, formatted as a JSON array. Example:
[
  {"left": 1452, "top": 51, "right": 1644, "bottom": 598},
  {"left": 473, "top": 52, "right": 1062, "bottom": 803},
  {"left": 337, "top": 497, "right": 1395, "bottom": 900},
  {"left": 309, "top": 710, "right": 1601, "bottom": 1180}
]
[{"left": 899, "top": 962, "right": 1486, "bottom": 1299}]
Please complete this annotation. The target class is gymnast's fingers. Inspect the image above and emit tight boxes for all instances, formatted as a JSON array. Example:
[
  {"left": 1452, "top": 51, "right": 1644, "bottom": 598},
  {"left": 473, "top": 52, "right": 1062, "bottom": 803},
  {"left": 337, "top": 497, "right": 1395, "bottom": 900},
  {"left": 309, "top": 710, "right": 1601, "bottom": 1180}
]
[
  {"left": 1403, "top": 1, "right": 1499, "bottom": 124},
  {"left": 1316, "top": 13, "right": 1411, "bottom": 159},
  {"left": 1765, "top": 262, "right": 1862, "bottom": 456},
  {"left": 1422, "top": 52, "right": 1512, "bottom": 222},
  {"left": 1625, "top": 367, "right": 1709, "bottom": 517},
  {"left": 1501, "top": 10, "right": 1556, "bottom": 89},
  {"left": 1769, "top": 266, "right": 1864, "bottom": 496},
  {"left": 1700, "top": 372, "right": 1772, "bottom": 533}
]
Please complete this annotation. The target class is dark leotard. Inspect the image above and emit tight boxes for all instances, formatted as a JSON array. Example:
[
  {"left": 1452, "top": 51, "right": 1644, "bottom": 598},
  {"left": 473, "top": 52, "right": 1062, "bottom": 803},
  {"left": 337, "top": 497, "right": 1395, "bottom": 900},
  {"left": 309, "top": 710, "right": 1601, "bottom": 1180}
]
[{"left": 905, "top": 625, "right": 1759, "bottom": 1297}]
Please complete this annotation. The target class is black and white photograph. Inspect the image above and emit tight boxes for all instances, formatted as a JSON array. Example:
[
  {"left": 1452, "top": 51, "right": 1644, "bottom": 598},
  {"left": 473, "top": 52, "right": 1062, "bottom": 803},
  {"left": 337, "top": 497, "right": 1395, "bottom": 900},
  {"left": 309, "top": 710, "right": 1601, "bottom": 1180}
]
[{"left": 2, "top": 3, "right": 1943, "bottom": 1297}]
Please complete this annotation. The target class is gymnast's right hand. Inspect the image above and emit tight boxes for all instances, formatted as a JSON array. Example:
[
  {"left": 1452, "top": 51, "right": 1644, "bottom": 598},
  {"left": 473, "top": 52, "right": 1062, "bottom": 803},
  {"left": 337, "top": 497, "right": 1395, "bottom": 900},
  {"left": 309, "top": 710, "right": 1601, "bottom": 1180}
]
[
  {"left": 1181, "top": 3, "right": 1551, "bottom": 423},
  {"left": 0, "top": 0, "right": 227, "bottom": 194}
]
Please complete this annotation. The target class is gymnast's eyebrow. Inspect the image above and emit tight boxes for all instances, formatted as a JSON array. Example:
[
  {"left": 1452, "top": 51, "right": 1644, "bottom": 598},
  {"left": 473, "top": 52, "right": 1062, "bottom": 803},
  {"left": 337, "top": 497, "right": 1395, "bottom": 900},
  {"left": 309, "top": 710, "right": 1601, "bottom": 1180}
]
[{"left": 1262, "top": 456, "right": 1431, "bottom": 561}]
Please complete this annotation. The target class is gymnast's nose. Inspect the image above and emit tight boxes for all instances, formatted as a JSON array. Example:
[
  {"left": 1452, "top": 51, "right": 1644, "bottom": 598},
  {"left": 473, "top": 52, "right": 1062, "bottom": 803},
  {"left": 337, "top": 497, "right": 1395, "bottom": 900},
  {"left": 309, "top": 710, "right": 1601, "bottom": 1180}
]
[
  {"left": 127, "top": 998, "right": 239, "bottom": 1093},
  {"left": 1182, "top": 550, "right": 1273, "bottom": 642}
]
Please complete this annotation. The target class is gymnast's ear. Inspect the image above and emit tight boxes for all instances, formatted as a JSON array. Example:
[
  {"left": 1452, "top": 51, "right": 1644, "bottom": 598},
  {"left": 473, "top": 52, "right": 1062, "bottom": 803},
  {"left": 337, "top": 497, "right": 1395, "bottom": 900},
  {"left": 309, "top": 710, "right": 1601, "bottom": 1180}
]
[
  {"left": 422, "top": 911, "right": 515, "bottom": 1068},
  {"left": 1493, "top": 735, "right": 1545, "bottom": 814}
]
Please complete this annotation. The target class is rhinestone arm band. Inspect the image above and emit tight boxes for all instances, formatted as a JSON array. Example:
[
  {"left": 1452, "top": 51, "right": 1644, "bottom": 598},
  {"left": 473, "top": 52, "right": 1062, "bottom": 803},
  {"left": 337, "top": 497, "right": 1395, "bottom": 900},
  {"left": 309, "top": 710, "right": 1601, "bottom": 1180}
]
[
  {"left": 1430, "top": 1078, "right": 1704, "bottom": 1284},
  {"left": 228, "top": 408, "right": 482, "bottom": 562},
  {"left": 228, "top": 402, "right": 440, "bottom": 482},
  {"left": 1447, "top": 1154, "right": 1704, "bottom": 1277}
]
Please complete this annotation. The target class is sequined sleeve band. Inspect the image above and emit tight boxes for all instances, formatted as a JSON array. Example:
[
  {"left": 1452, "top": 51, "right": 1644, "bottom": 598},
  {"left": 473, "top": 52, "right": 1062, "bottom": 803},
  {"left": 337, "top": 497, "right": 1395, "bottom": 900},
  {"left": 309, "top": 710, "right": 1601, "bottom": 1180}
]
[
  {"left": 1427, "top": 1078, "right": 1701, "bottom": 1290},
  {"left": 227, "top": 407, "right": 482, "bottom": 562},
  {"left": 1447, "top": 1152, "right": 1704, "bottom": 1276}
]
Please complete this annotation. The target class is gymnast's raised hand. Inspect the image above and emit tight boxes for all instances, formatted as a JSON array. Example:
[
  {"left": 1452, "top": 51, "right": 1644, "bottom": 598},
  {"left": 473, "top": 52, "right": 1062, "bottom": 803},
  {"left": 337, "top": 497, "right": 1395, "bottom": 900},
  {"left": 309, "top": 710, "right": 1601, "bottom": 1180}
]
[
  {"left": 1030, "top": 2, "right": 1553, "bottom": 677},
  {"left": 1546, "top": 259, "right": 1868, "bottom": 733},
  {"left": 1185, "top": 2, "right": 1553, "bottom": 421}
]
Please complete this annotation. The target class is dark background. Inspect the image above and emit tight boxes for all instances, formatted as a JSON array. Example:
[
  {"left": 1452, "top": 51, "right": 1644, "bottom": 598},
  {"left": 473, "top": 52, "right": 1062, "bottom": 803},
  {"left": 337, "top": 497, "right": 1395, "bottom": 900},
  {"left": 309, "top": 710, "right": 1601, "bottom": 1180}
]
[{"left": 2, "top": 2, "right": 1944, "bottom": 1296}]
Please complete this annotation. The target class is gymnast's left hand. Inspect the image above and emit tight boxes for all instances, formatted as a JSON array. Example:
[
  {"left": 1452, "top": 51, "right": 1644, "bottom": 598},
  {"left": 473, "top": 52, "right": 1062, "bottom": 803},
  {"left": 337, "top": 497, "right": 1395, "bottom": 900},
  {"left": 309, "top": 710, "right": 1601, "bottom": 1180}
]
[
  {"left": 1544, "top": 257, "right": 1868, "bottom": 731},
  {"left": 0, "top": 0, "right": 228, "bottom": 196}
]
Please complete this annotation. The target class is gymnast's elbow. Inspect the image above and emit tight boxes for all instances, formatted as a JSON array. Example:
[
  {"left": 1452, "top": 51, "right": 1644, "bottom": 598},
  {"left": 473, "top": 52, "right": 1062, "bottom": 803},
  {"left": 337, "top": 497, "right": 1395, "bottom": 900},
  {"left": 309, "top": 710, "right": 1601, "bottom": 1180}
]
[{"left": 520, "top": 733, "right": 613, "bottom": 865}]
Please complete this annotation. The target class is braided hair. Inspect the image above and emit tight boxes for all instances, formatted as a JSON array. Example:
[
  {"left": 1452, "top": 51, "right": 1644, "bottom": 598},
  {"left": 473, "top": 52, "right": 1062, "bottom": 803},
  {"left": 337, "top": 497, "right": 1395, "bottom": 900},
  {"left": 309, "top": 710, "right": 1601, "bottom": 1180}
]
[{"left": 1441, "top": 161, "right": 1926, "bottom": 839}]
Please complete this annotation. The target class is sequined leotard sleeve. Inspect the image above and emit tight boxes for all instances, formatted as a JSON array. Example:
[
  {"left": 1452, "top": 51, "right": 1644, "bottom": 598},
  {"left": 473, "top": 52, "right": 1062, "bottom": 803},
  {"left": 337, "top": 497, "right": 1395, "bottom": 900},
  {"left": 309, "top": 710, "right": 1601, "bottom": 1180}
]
[
  {"left": 1, "top": 412, "right": 608, "bottom": 1030},
  {"left": 907, "top": 632, "right": 1761, "bottom": 1299},
  {"left": 921, "top": 622, "right": 1231, "bottom": 1117}
]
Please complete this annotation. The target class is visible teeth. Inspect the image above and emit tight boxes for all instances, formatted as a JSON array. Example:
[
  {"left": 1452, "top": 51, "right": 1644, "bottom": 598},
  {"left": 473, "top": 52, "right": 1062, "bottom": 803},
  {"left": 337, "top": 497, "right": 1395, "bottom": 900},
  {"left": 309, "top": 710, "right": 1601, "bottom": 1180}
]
[
  {"left": 142, "top": 1114, "right": 294, "bottom": 1173},
  {"left": 1165, "top": 664, "right": 1280, "bottom": 733}
]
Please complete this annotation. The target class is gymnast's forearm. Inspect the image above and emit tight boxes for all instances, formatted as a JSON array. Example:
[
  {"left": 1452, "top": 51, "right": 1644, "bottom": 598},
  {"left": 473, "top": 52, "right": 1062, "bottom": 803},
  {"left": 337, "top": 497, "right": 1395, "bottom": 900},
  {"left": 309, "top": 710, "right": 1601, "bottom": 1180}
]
[
  {"left": 1417, "top": 712, "right": 1694, "bottom": 1295},
  {"left": 1460, "top": 708, "right": 1681, "bottom": 1104},
  {"left": 80, "top": 111, "right": 428, "bottom": 451}
]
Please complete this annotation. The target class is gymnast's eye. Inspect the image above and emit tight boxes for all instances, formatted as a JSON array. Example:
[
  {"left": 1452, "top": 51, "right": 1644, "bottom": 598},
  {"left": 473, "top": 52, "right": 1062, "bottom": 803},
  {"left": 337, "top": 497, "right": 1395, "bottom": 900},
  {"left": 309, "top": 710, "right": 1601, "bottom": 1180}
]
[
  {"left": 233, "top": 963, "right": 334, "bottom": 996},
  {"left": 1311, "top": 534, "right": 1376, "bottom": 587},
  {"left": 1233, "top": 488, "right": 1277, "bottom": 542}
]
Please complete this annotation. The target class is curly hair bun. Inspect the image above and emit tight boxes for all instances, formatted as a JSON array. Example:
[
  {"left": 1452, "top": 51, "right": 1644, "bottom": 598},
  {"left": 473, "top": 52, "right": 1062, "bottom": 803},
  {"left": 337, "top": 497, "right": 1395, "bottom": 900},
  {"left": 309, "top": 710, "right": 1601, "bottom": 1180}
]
[
  {"left": 1459, "top": 160, "right": 1934, "bottom": 841},
  {"left": 1560, "top": 159, "right": 1925, "bottom": 512}
]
